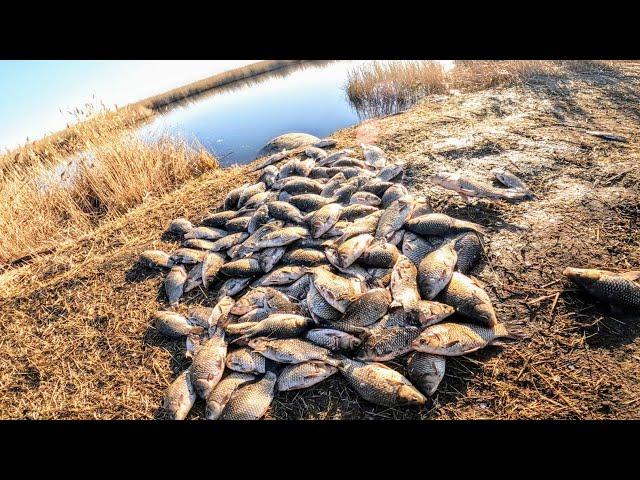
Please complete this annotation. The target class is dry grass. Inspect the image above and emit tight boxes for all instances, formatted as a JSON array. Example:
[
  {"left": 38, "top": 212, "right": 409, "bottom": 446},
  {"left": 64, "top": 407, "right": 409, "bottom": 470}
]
[
  {"left": 450, "top": 60, "right": 565, "bottom": 90},
  {"left": 346, "top": 61, "right": 448, "bottom": 117}
]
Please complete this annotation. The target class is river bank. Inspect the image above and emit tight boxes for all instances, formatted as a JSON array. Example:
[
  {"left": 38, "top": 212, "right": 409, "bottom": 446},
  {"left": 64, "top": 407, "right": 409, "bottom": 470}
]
[{"left": 1, "top": 61, "right": 639, "bottom": 419}]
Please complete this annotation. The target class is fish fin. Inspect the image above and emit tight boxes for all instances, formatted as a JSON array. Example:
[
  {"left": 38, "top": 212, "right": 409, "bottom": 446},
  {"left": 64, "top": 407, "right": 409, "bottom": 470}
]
[
  {"left": 469, "top": 275, "right": 487, "bottom": 289},
  {"left": 444, "top": 340, "right": 460, "bottom": 348},
  {"left": 619, "top": 271, "right": 640, "bottom": 282}
]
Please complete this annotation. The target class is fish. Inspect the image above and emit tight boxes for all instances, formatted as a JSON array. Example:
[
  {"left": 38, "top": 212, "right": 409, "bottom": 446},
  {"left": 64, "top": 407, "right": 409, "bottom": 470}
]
[
  {"left": 184, "top": 262, "right": 204, "bottom": 293},
  {"left": 281, "top": 248, "right": 327, "bottom": 267},
  {"left": 362, "top": 179, "right": 394, "bottom": 198},
  {"left": 139, "top": 250, "right": 174, "bottom": 270},
  {"left": 223, "top": 184, "right": 249, "bottom": 209},
  {"left": 349, "top": 192, "right": 382, "bottom": 207},
  {"left": 296, "top": 158, "right": 316, "bottom": 177},
  {"left": 202, "top": 210, "right": 237, "bottom": 228},
  {"left": 235, "top": 308, "right": 272, "bottom": 324},
  {"left": 416, "top": 300, "right": 455, "bottom": 327},
  {"left": 336, "top": 234, "right": 374, "bottom": 268},
  {"left": 247, "top": 205, "right": 271, "bottom": 234},
  {"left": 411, "top": 321, "right": 513, "bottom": 356},
  {"left": 377, "top": 162, "right": 404, "bottom": 182},
  {"left": 306, "top": 280, "right": 343, "bottom": 322},
  {"left": 326, "top": 166, "right": 374, "bottom": 179},
  {"left": 237, "top": 182, "right": 266, "bottom": 208},
  {"left": 320, "top": 172, "right": 347, "bottom": 198},
  {"left": 406, "top": 353, "right": 446, "bottom": 396},
  {"left": 205, "top": 372, "right": 256, "bottom": 420},
  {"left": 312, "top": 267, "right": 363, "bottom": 313},
  {"left": 332, "top": 183, "right": 359, "bottom": 204},
  {"left": 305, "top": 203, "right": 343, "bottom": 238},
  {"left": 258, "top": 247, "right": 287, "bottom": 273},
  {"left": 220, "top": 257, "right": 263, "bottom": 278},
  {"left": 254, "top": 265, "right": 311, "bottom": 286},
  {"left": 183, "top": 239, "right": 217, "bottom": 250},
  {"left": 276, "top": 361, "right": 338, "bottom": 392},
  {"left": 218, "top": 371, "right": 278, "bottom": 420},
  {"left": 375, "top": 198, "right": 413, "bottom": 241},
  {"left": 165, "top": 265, "right": 188, "bottom": 306},
  {"left": 339, "top": 204, "right": 379, "bottom": 222},
  {"left": 304, "top": 146, "right": 328, "bottom": 160},
  {"left": 367, "top": 268, "right": 393, "bottom": 288},
  {"left": 309, "top": 167, "right": 331, "bottom": 179},
  {"left": 409, "top": 201, "right": 434, "bottom": 219},
  {"left": 249, "top": 227, "right": 309, "bottom": 251},
  {"left": 381, "top": 184, "right": 409, "bottom": 208},
  {"left": 439, "top": 272, "right": 497, "bottom": 326},
  {"left": 390, "top": 255, "right": 421, "bottom": 317},
  {"left": 218, "top": 277, "right": 252, "bottom": 299},
  {"left": 405, "top": 213, "right": 487, "bottom": 237},
  {"left": 317, "top": 148, "right": 355, "bottom": 166},
  {"left": 162, "top": 370, "right": 196, "bottom": 420},
  {"left": 240, "top": 191, "right": 279, "bottom": 212},
  {"left": 226, "top": 314, "right": 315, "bottom": 339},
  {"left": 248, "top": 338, "right": 332, "bottom": 364},
  {"left": 225, "top": 216, "right": 252, "bottom": 233},
  {"left": 275, "top": 274, "right": 312, "bottom": 301},
  {"left": 331, "top": 357, "right": 426, "bottom": 407},
  {"left": 313, "top": 138, "right": 337, "bottom": 148},
  {"left": 267, "top": 201, "right": 306, "bottom": 224},
  {"left": 336, "top": 210, "right": 383, "bottom": 242},
  {"left": 153, "top": 311, "right": 204, "bottom": 338},
  {"left": 333, "top": 157, "right": 372, "bottom": 170},
  {"left": 208, "top": 232, "right": 250, "bottom": 252},
  {"left": 235, "top": 221, "right": 286, "bottom": 257},
  {"left": 362, "top": 144, "right": 387, "bottom": 167},
  {"left": 358, "top": 242, "right": 399, "bottom": 268},
  {"left": 170, "top": 248, "right": 208, "bottom": 265},
  {"left": 249, "top": 150, "right": 291, "bottom": 172},
  {"left": 278, "top": 159, "right": 301, "bottom": 179},
  {"left": 429, "top": 172, "right": 530, "bottom": 202},
  {"left": 355, "top": 325, "right": 423, "bottom": 362},
  {"left": 189, "top": 327, "right": 227, "bottom": 399},
  {"left": 449, "top": 232, "right": 483, "bottom": 274},
  {"left": 563, "top": 268, "right": 640, "bottom": 312},
  {"left": 331, "top": 288, "right": 391, "bottom": 332},
  {"left": 201, "top": 252, "right": 226, "bottom": 288},
  {"left": 417, "top": 242, "right": 458, "bottom": 299},
  {"left": 289, "top": 194, "right": 335, "bottom": 212},
  {"left": 183, "top": 226, "right": 227, "bottom": 241},
  {"left": 491, "top": 167, "right": 536, "bottom": 199},
  {"left": 168, "top": 218, "right": 193, "bottom": 235},
  {"left": 259, "top": 165, "right": 279, "bottom": 188},
  {"left": 225, "top": 347, "right": 267, "bottom": 374},
  {"left": 304, "top": 328, "right": 362, "bottom": 351}
]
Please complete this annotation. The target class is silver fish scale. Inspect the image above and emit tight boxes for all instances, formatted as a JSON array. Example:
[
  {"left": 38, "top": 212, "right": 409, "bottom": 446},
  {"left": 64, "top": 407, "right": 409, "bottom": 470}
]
[
  {"left": 306, "top": 282, "right": 342, "bottom": 321},
  {"left": 582, "top": 273, "right": 640, "bottom": 310},
  {"left": 333, "top": 288, "right": 390, "bottom": 330},
  {"left": 250, "top": 338, "right": 332, "bottom": 364},
  {"left": 357, "top": 326, "right": 422, "bottom": 361},
  {"left": 276, "top": 361, "right": 338, "bottom": 391},
  {"left": 450, "top": 232, "right": 482, "bottom": 274},
  {"left": 282, "top": 248, "right": 327, "bottom": 267},
  {"left": 206, "top": 372, "right": 256, "bottom": 420},
  {"left": 406, "top": 352, "right": 446, "bottom": 396},
  {"left": 439, "top": 272, "right": 497, "bottom": 326},
  {"left": 219, "top": 372, "right": 277, "bottom": 420},
  {"left": 304, "top": 328, "right": 362, "bottom": 351},
  {"left": 190, "top": 333, "right": 227, "bottom": 398},
  {"left": 358, "top": 242, "right": 399, "bottom": 268},
  {"left": 402, "top": 232, "right": 444, "bottom": 266},
  {"left": 226, "top": 347, "right": 266, "bottom": 374}
]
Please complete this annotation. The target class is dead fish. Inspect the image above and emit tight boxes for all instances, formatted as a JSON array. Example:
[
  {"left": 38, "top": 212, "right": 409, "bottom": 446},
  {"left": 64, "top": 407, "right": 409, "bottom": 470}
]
[
  {"left": 331, "top": 288, "right": 391, "bottom": 332},
  {"left": 224, "top": 184, "right": 249, "bottom": 210},
  {"left": 218, "top": 277, "right": 252, "bottom": 298},
  {"left": 312, "top": 267, "right": 363, "bottom": 313},
  {"left": 491, "top": 167, "right": 536, "bottom": 199},
  {"left": 259, "top": 165, "right": 279, "bottom": 188},
  {"left": 339, "top": 204, "right": 379, "bottom": 222},
  {"left": 309, "top": 166, "right": 330, "bottom": 179},
  {"left": 358, "top": 242, "right": 399, "bottom": 268},
  {"left": 189, "top": 328, "right": 227, "bottom": 399},
  {"left": 184, "top": 262, "right": 204, "bottom": 293},
  {"left": 184, "top": 226, "right": 227, "bottom": 241},
  {"left": 402, "top": 232, "right": 443, "bottom": 266},
  {"left": 162, "top": 370, "right": 196, "bottom": 420},
  {"left": 208, "top": 232, "right": 250, "bottom": 252},
  {"left": 333, "top": 157, "right": 371, "bottom": 170},
  {"left": 235, "top": 308, "right": 272, "bottom": 324},
  {"left": 296, "top": 158, "right": 316, "bottom": 177},
  {"left": 140, "top": 250, "right": 174, "bottom": 269},
  {"left": 250, "top": 226, "right": 309, "bottom": 251},
  {"left": 406, "top": 353, "right": 446, "bottom": 396},
  {"left": 165, "top": 265, "right": 188, "bottom": 306},
  {"left": 418, "top": 242, "right": 458, "bottom": 299},
  {"left": 202, "top": 252, "right": 226, "bottom": 288},
  {"left": 349, "top": 191, "right": 382, "bottom": 207},
  {"left": 367, "top": 268, "right": 393, "bottom": 288},
  {"left": 318, "top": 148, "right": 356, "bottom": 166},
  {"left": 168, "top": 218, "right": 193, "bottom": 235},
  {"left": 239, "top": 191, "right": 278, "bottom": 212},
  {"left": 332, "top": 182, "right": 359, "bottom": 204},
  {"left": 153, "top": 311, "right": 204, "bottom": 338},
  {"left": 585, "top": 130, "right": 628, "bottom": 143},
  {"left": 306, "top": 280, "right": 343, "bottom": 321},
  {"left": 563, "top": 268, "right": 640, "bottom": 312},
  {"left": 336, "top": 233, "right": 374, "bottom": 268},
  {"left": 248, "top": 338, "right": 332, "bottom": 364},
  {"left": 231, "top": 287, "right": 298, "bottom": 316},
  {"left": 220, "top": 257, "right": 263, "bottom": 278},
  {"left": 387, "top": 229, "right": 405, "bottom": 247},
  {"left": 225, "top": 347, "right": 267, "bottom": 374},
  {"left": 275, "top": 177, "right": 324, "bottom": 195},
  {"left": 227, "top": 314, "right": 315, "bottom": 340},
  {"left": 356, "top": 325, "right": 423, "bottom": 362},
  {"left": 362, "top": 144, "right": 387, "bottom": 167},
  {"left": 449, "top": 232, "right": 483, "bottom": 274},
  {"left": 235, "top": 221, "right": 286, "bottom": 257},
  {"left": 276, "top": 273, "right": 312, "bottom": 301},
  {"left": 276, "top": 361, "right": 338, "bottom": 392},
  {"left": 247, "top": 205, "right": 270, "bottom": 234},
  {"left": 337, "top": 210, "right": 383, "bottom": 242},
  {"left": 304, "top": 328, "right": 362, "bottom": 351},
  {"left": 202, "top": 210, "right": 237, "bottom": 228},
  {"left": 278, "top": 159, "right": 301, "bottom": 179},
  {"left": 267, "top": 201, "right": 306, "bottom": 224},
  {"left": 332, "top": 357, "right": 426, "bottom": 407},
  {"left": 416, "top": 300, "right": 455, "bottom": 327},
  {"left": 254, "top": 265, "right": 311, "bottom": 286},
  {"left": 376, "top": 198, "right": 413, "bottom": 241},
  {"left": 381, "top": 184, "right": 409, "bottom": 208},
  {"left": 377, "top": 162, "right": 404, "bottom": 182},
  {"left": 405, "top": 213, "right": 486, "bottom": 237},
  {"left": 249, "top": 149, "right": 290, "bottom": 172},
  {"left": 439, "top": 272, "right": 497, "bottom": 326},
  {"left": 258, "top": 246, "right": 287, "bottom": 273},
  {"left": 326, "top": 166, "right": 374, "bottom": 179},
  {"left": 412, "top": 321, "right": 514, "bottom": 356},
  {"left": 205, "top": 372, "right": 256, "bottom": 420},
  {"left": 390, "top": 255, "right": 421, "bottom": 316},
  {"left": 304, "top": 146, "right": 328, "bottom": 160},
  {"left": 429, "top": 172, "right": 529, "bottom": 202},
  {"left": 409, "top": 201, "right": 434, "bottom": 219},
  {"left": 320, "top": 172, "right": 347, "bottom": 198},
  {"left": 237, "top": 182, "right": 266, "bottom": 208},
  {"left": 187, "top": 300, "right": 230, "bottom": 329},
  {"left": 281, "top": 248, "right": 327, "bottom": 267},
  {"left": 313, "top": 138, "right": 337, "bottom": 148},
  {"left": 289, "top": 193, "right": 336, "bottom": 212},
  {"left": 170, "top": 248, "right": 208, "bottom": 265},
  {"left": 218, "top": 371, "right": 277, "bottom": 420},
  {"left": 183, "top": 239, "right": 217, "bottom": 250},
  {"left": 226, "top": 216, "right": 252, "bottom": 233},
  {"left": 305, "top": 203, "right": 343, "bottom": 238},
  {"left": 362, "top": 179, "right": 393, "bottom": 197}
]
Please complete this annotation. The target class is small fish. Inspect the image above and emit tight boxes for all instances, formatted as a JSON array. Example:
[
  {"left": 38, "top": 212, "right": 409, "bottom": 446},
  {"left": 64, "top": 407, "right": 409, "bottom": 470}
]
[
  {"left": 189, "top": 328, "right": 227, "bottom": 399},
  {"left": 304, "top": 328, "right": 362, "bottom": 351},
  {"left": 309, "top": 167, "right": 330, "bottom": 179},
  {"left": 418, "top": 242, "right": 458, "bottom": 299},
  {"left": 377, "top": 162, "right": 404, "bottom": 182},
  {"left": 220, "top": 257, "right": 263, "bottom": 278},
  {"left": 202, "top": 210, "right": 237, "bottom": 228},
  {"left": 331, "top": 288, "right": 391, "bottom": 332},
  {"left": 304, "top": 146, "right": 328, "bottom": 160},
  {"left": 361, "top": 144, "right": 387, "bottom": 167},
  {"left": 236, "top": 221, "right": 285, "bottom": 257},
  {"left": 362, "top": 179, "right": 394, "bottom": 198},
  {"left": 305, "top": 203, "right": 343, "bottom": 238},
  {"left": 226, "top": 216, "right": 252, "bottom": 232},
  {"left": 332, "top": 357, "right": 426, "bottom": 407},
  {"left": 429, "top": 172, "right": 529, "bottom": 202},
  {"left": 312, "top": 267, "right": 363, "bottom": 313},
  {"left": 289, "top": 193, "right": 336, "bottom": 212},
  {"left": 183, "top": 239, "right": 216, "bottom": 250},
  {"left": 170, "top": 248, "right": 208, "bottom": 265},
  {"left": 184, "top": 262, "right": 204, "bottom": 293},
  {"left": 162, "top": 370, "right": 196, "bottom": 420},
  {"left": 320, "top": 172, "right": 347, "bottom": 198},
  {"left": 336, "top": 234, "right": 374, "bottom": 268},
  {"left": 218, "top": 277, "right": 252, "bottom": 298},
  {"left": 139, "top": 250, "right": 174, "bottom": 270},
  {"left": 165, "top": 265, "right": 188, "bottom": 306},
  {"left": 249, "top": 150, "right": 290, "bottom": 172},
  {"left": 258, "top": 246, "right": 287, "bottom": 273},
  {"left": 358, "top": 242, "right": 400, "bottom": 268},
  {"left": 332, "top": 183, "right": 359, "bottom": 204},
  {"left": 405, "top": 213, "right": 486, "bottom": 237},
  {"left": 317, "top": 148, "right": 356, "bottom": 166},
  {"left": 376, "top": 198, "right": 413, "bottom": 241},
  {"left": 278, "top": 159, "right": 301, "bottom": 179},
  {"left": 226, "top": 314, "right": 314, "bottom": 339},
  {"left": 208, "top": 232, "right": 250, "bottom": 252},
  {"left": 333, "top": 157, "right": 371, "bottom": 170},
  {"left": 563, "top": 268, "right": 640, "bottom": 312},
  {"left": 249, "top": 338, "right": 332, "bottom": 364},
  {"left": 219, "top": 371, "right": 278, "bottom": 420},
  {"left": 225, "top": 347, "right": 266, "bottom": 374},
  {"left": 402, "top": 232, "right": 443, "bottom": 266},
  {"left": 205, "top": 372, "right": 256, "bottom": 420},
  {"left": 153, "top": 311, "right": 204, "bottom": 338},
  {"left": 449, "top": 232, "right": 483, "bottom": 274},
  {"left": 585, "top": 130, "right": 628, "bottom": 143},
  {"left": 355, "top": 325, "right": 423, "bottom": 362},
  {"left": 415, "top": 300, "right": 455, "bottom": 327},
  {"left": 350, "top": 192, "right": 382, "bottom": 207},
  {"left": 184, "top": 226, "right": 227, "bottom": 241},
  {"left": 277, "top": 361, "right": 338, "bottom": 392},
  {"left": 281, "top": 248, "right": 327, "bottom": 267},
  {"left": 254, "top": 265, "right": 311, "bottom": 286},
  {"left": 439, "top": 272, "right": 497, "bottom": 327},
  {"left": 337, "top": 210, "right": 383, "bottom": 242},
  {"left": 390, "top": 255, "right": 421, "bottom": 317},
  {"left": 313, "top": 138, "right": 337, "bottom": 148},
  {"left": 381, "top": 184, "right": 409, "bottom": 208},
  {"left": 406, "top": 353, "right": 446, "bottom": 396},
  {"left": 267, "top": 201, "right": 306, "bottom": 224},
  {"left": 223, "top": 184, "right": 249, "bottom": 209},
  {"left": 306, "top": 280, "right": 343, "bottom": 322},
  {"left": 250, "top": 227, "right": 309, "bottom": 251},
  {"left": 247, "top": 205, "right": 270, "bottom": 234},
  {"left": 339, "top": 204, "right": 379, "bottom": 222},
  {"left": 201, "top": 252, "right": 226, "bottom": 288},
  {"left": 237, "top": 182, "right": 266, "bottom": 208},
  {"left": 259, "top": 165, "right": 279, "bottom": 188},
  {"left": 412, "top": 322, "right": 513, "bottom": 356},
  {"left": 491, "top": 167, "right": 536, "bottom": 199},
  {"left": 168, "top": 218, "right": 193, "bottom": 235}
]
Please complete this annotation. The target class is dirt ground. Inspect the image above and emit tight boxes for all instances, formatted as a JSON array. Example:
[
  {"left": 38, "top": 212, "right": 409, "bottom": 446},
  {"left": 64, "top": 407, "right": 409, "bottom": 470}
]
[{"left": 1, "top": 61, "right": 639, "bottom": 419}]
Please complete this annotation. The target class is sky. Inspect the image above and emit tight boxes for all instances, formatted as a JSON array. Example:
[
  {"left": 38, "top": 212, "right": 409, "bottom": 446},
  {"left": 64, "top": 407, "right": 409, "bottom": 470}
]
[{"left": 0, "top": 60, "right": 258, "bottom": 151}]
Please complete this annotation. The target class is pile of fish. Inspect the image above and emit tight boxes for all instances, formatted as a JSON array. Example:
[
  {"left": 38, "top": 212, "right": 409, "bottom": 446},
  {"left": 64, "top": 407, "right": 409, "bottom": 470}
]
[{"left": 139, "top": 140, "right": 524, "bottom": 420}]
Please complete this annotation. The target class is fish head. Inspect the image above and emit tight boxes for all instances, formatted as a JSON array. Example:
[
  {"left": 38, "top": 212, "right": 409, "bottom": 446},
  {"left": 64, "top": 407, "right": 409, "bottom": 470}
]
[
  {"left": 563, "top": 267, "right": 605, "bottom": 290},
  {"left": 397, "top": 385, "right": 427, "bottom": 406},
  {"left": 205, "top": 401, "right": 223, "bottom": 420},
  {"left": 411, "top": 331, "right": 441, "bottom": 351}
]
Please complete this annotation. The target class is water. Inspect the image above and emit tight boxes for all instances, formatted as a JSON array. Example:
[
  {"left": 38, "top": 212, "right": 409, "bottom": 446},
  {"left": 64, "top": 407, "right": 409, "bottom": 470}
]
[{"left": 137, "top": 61, "right": 454, "bottom": 167}]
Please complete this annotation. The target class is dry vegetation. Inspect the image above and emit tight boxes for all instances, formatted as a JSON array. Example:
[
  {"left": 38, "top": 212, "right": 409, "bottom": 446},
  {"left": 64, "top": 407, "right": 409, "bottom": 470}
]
[{"left": 1, "top": 60, "right": 639, "bottom": 419}]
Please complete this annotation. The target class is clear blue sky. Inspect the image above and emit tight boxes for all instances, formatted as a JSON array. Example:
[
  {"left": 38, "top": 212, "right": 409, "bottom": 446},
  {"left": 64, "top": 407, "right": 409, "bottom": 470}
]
[{"left": 0, "top": 60, "right": 257, "bottom": 151}]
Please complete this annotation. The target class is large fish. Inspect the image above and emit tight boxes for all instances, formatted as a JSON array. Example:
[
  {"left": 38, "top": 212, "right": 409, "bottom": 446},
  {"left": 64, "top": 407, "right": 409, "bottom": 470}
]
[
  {"left": 375, "top": 198, "right": 413, "bottom": 241},
  {"left": 304, "top": 329, "right": 362, "bottom": 351},
  {"left": 429, "top": 172, "right": 529, "bottom": 202},
  {"left": 390, "top": 255, "right": 421, "bottom": 317},
  {"left": 330, "top": 288, "right": 391, "bottom": 333},
  {"left": 563, "top": 268, "right": 640, "bottom": 312},
  {"left": 417, "top": 242, "right": 458, "bottom": 299},
  {"left": 491, "top": 167, "right": 536, "bottom": 199},
  {"left": 412, "top": 322, "right": 513, "bottom": 356},
  {"left": 248, "top": 338, "right": 332, "bottom": 364},
  {"left": 205, "top": 372, "right": 256, "bottom": 420},
  {"left": 402, "top": 232, "right": 443, "bottom": 266},
  {"left": 439, "top": 272, "right": 497, "bottom": 326},
  {"left": 449, "top": 232, "right": 483, "bottom": 274},
  {"left": 153, "top": 311, "right": 204, "bottom": 338},
  {"left": 165, "top": 265, "right": 188, "bottom": 306},
  {"left": 188, "top": 327, "right": 227, "bottom": 399},
  {"left": 139, "top": 250, "right": 174, "bottom": 270},
  {"left": 312, "top": 267, "right": 363, "bottom": 313},
  {"left": 406, "top": 353, "right": 446, "bottom": 396},
  {"left": 226, "top": 314, "right": 315, "bottom": 340},
  {"left": 162, "top": 370, "right": 196, "bottom": 420},
  {"left": 305, "top": 203, "right": 343, "bottom": 238},
  {"left": 218, "top": 371, "right": 278, "bottom": 420},
  {"left": 276, "top": 361, "right": 338, "bottom": 391},
  {"left": 225, "top": 347, "right": 267, "bottom": 374},
  {"left": 405, "top": 213, "right": 486, "bottom": 237},
  {"left": 355, "top": 325, "right": 423, "bottom": 362}
]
